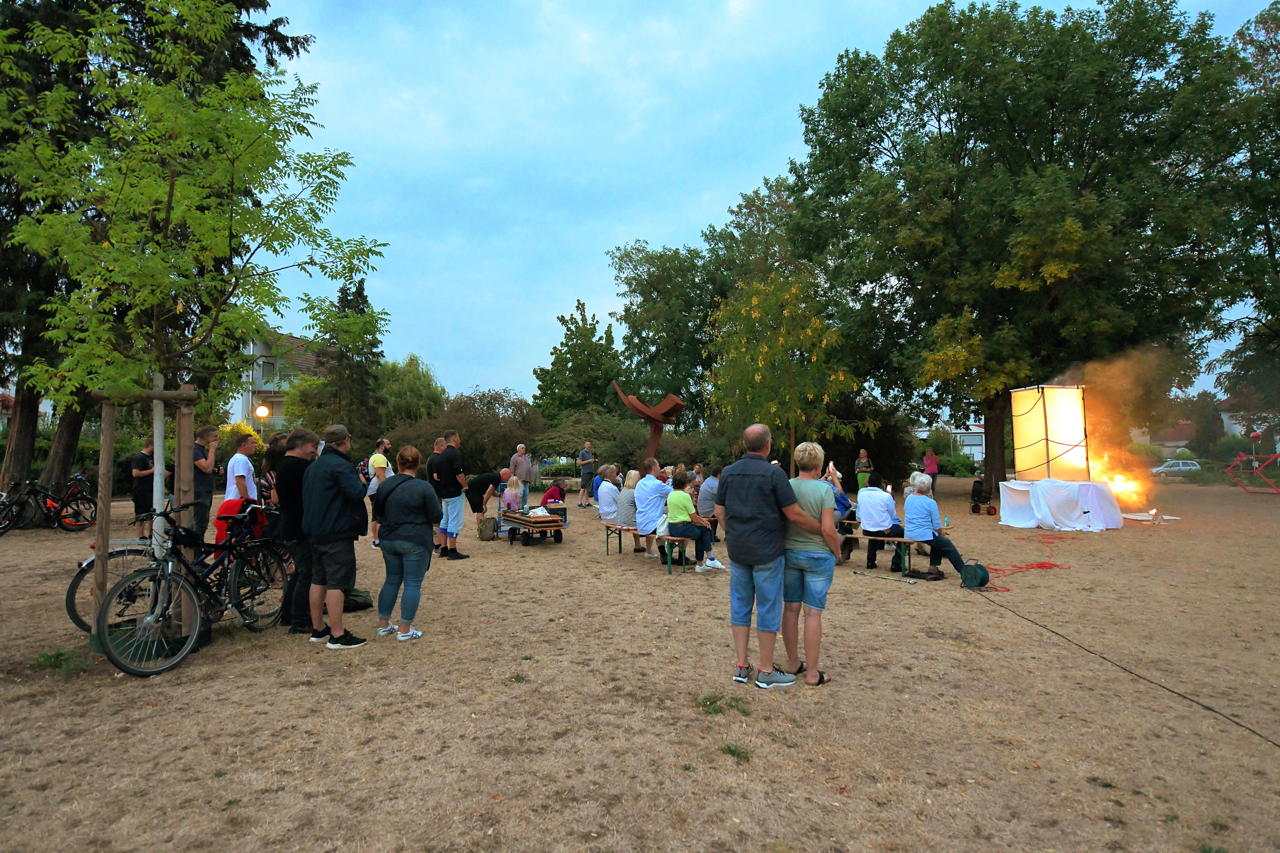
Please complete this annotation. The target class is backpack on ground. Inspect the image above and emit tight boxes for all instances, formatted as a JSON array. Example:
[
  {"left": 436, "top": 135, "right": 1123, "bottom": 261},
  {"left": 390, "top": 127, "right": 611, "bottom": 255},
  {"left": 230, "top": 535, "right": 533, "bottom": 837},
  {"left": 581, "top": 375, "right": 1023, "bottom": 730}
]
[
  {"left": 477, "top": 516, "right": 498, "bottom": 541},
  {"left": 343, "top": 588, "right": 373, "bottom": 612},
  {"left": 960, "top": 560, "right": 990, "bottom": 588}
]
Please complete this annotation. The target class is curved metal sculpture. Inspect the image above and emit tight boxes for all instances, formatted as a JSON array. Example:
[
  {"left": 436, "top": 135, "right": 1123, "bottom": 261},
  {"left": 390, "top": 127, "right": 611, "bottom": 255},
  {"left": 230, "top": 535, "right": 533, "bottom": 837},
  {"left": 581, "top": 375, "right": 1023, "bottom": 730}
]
[{"left": 613, "top": 381, "right": 685, "bottom": 464}]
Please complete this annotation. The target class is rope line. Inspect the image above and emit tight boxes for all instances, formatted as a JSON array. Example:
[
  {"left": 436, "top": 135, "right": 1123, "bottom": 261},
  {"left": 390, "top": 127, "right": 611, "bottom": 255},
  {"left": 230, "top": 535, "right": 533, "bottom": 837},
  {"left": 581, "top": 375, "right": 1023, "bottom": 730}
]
[{"left": 972, "top": 590, "right": 1280, "bottom": 751}]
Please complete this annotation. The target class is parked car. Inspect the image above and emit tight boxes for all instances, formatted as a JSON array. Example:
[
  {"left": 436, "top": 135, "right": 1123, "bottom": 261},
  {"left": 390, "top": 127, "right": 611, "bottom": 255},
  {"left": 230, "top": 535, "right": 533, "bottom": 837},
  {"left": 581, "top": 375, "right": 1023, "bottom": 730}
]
[{"left": 1151, "top": 459, "right": 1201, "bottom": 478}]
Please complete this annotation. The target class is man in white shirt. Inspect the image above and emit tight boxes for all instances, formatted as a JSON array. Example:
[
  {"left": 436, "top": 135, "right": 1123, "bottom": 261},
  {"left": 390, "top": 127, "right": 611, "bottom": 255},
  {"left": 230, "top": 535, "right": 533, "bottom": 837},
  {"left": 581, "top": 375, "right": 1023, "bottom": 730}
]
[
  {"left": 225, "top": 433, "right": 259, "bottom": 501},
  {"left": 634, "top": 457, "right": 672, "bottom": 558},
  {"left": 596, "top": 465, "right": 620, "bottom": 521},
  {"left": 856, "top": 472, "right": 902, "bottom": 572}
]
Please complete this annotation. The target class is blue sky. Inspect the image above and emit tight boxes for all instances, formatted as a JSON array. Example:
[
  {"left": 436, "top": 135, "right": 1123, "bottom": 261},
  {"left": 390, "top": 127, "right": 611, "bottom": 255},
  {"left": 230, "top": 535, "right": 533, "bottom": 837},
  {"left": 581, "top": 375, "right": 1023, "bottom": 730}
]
[{"left": 269, "top": 0, "right": 1262, "bottom": 399}]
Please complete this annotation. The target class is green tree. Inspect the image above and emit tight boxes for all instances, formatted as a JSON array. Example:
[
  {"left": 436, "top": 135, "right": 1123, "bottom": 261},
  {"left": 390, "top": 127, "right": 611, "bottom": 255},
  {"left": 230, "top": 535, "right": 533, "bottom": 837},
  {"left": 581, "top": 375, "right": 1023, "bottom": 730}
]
[
  {"left": 1, "top": 1, "right": 383, "bottom": 407},
  {"left": 532, "top": 300, "right": 623, "bottom": 421},
  {"left": 610, "top": 177, "right": 809, "bottom": 427},
  {"left": 377, "top": 355, "right": 446, "bottom": 429},
  {"left": 790, "top": 0, "right": 1244, "bottom": 494},
  {"left": 1174, "top": 391, "right": 1226, "bottom": 457},
  {"left": 389, "top": 388, "right": 546, "bottom": 476},
  {"left": 708, "top": 274, "right": 856, "bottom": 473},
  {"left": 0, "top": 0, "right": 311, "bottom": 488},
  {"left": 1215, "top": 2, "right": 1280, "bottom": 431},
  {"left": 285, "top": 279, "right": 390, "bottom": 443}
]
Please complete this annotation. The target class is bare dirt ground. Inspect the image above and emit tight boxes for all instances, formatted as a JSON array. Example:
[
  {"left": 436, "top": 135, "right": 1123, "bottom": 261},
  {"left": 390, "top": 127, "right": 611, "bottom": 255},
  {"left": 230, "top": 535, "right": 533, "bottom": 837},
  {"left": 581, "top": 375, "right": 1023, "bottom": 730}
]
[{"left": 1, "top": 476, "right": 1277, "bottom": 852}]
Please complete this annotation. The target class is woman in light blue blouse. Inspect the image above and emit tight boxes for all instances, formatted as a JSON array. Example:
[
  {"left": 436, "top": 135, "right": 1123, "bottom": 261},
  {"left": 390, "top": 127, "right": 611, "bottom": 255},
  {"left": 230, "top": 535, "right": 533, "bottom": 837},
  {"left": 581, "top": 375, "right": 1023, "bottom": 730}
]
[{"left": 903, "top": 472, "right": 967, "bottom": 581}]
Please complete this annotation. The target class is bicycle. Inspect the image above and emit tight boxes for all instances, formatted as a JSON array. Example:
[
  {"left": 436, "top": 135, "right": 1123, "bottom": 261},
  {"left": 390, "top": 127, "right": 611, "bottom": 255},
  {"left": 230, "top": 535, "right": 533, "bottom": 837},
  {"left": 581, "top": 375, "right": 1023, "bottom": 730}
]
[
  {"left": 0, "top": 474, "right": 96, "bottom": 535},
  {"left": 94, "top": 502, "right": 287, "bottom": 677}
]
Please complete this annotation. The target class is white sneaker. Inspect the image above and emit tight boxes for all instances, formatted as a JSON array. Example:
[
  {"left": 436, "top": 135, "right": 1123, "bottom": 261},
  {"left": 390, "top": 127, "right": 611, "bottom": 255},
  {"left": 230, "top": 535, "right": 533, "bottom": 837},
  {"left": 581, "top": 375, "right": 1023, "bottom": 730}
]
[
  {"left": 397, "top": 628, "right": 422, "bottom": 641},
  {"left": 704, "top": 557, "right": 726, "bottom": 570},
  {"left": 695, "top": 563, "right": 713, "bottom": 573},
  {"left": 376, "top": 625, "right": 398, "bottom": 637}
]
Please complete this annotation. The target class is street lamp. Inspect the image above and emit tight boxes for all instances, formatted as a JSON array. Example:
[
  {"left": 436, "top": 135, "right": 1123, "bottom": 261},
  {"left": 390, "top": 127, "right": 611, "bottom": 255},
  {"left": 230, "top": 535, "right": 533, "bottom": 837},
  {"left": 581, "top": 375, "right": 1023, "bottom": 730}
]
[{"left": 254, "top": 404, "right": 270, "bottom": 419}]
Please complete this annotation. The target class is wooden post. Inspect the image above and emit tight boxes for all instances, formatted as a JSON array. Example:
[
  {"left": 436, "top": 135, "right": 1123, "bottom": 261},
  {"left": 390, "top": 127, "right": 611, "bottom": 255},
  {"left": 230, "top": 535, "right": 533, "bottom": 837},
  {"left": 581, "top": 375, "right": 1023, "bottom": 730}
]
[
  {"left": 174, "top": 387, "right": 196, "bottom": 637},
  {"left": 91, "top": 401, "right": 117, "bottom": 653},
  {"left": 174, "top": 386, "right": 195, "bottom": 529}
]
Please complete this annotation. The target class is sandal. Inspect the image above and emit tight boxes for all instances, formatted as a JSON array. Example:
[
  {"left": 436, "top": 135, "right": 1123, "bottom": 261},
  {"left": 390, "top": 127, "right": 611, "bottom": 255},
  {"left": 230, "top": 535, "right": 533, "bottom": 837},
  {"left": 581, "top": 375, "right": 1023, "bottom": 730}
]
[
  {"left": 805, "top": 671, "right": 830, "bottom": 687},
  {"left": 785, "top": 661, "right": 807, "bottom": 675}
]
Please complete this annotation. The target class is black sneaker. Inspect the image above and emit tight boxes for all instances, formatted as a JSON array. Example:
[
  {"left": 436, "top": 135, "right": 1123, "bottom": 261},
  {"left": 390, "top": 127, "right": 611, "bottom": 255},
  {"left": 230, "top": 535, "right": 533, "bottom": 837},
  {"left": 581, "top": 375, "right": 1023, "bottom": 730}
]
[
  {"left": 447, "top": 550, "right": 470, "bottom": 560},
  {"left": 308, "top": 626, "right": 331, "bottom": 643},
  {"left": 326, "top": 630, "right": 367, "bottom": 649}
]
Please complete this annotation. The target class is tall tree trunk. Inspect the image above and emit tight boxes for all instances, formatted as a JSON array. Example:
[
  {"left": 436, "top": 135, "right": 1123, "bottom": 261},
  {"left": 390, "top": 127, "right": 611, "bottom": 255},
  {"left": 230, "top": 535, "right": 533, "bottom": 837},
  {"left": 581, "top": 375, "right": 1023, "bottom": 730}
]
[
  {"left": 982, "top": 390, "right": 1009, "bottom": 498},
  {"left": 0, "top": 378, "right": 40, "bottom": 488},
  {"left": 38, "top": 393, "right": 90, "bottom": 489}
]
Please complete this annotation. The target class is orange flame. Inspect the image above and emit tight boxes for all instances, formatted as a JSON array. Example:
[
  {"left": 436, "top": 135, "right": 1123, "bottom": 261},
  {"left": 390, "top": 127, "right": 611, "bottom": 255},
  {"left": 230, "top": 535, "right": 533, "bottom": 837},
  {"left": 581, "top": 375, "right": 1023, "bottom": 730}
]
[{"left": 1091, "top": 455, "right": 1149, "bottom": 509}]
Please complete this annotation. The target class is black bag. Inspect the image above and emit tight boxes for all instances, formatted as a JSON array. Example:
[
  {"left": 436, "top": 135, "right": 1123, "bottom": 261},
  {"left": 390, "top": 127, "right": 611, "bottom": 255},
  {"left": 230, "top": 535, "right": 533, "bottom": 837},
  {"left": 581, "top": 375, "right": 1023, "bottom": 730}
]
[
  {"left": 343, "top": 588, "right": 373, "bottom": 612},
  {"left": 960, "top": 560, "right": 990, "bottom": 588}
]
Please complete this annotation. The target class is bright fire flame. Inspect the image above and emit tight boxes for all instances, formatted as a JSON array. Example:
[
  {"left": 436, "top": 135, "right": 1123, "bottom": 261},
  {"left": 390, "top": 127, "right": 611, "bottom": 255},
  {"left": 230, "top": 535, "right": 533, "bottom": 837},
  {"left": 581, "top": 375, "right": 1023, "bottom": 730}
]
[{"left": 1091, "top": 456, "right": 1149, "bottom": 509}]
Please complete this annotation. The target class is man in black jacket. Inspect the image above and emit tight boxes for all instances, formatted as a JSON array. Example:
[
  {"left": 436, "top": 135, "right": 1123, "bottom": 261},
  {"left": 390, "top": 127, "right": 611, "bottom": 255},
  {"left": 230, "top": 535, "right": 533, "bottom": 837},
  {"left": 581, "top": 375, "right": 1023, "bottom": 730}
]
[
  {"left": 302, "top": 424, "right": 369, "bottom": 649},
  {"left": 275, "top": 428, "right": 319, "bottom": 634}
]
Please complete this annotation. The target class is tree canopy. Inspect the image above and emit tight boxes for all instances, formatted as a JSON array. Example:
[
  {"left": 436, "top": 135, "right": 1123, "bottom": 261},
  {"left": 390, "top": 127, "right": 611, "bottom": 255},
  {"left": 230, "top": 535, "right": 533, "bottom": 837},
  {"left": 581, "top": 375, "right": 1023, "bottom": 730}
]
[
  {"left": 790, "top": 0, "right": 1246, "bottom": 488},
  {"left": 0, "top": 0, "right": 383, "bottom": 407},
  {"left": 531, "top": 300, "right": 623, "bottom": 421}
]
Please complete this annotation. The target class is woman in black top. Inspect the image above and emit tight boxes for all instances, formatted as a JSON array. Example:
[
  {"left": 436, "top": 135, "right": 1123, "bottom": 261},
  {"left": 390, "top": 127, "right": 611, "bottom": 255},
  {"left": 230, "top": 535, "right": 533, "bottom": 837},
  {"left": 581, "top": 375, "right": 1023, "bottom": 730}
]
[{"left": 372, "top": 446, "right": 443, "bottom": 642}]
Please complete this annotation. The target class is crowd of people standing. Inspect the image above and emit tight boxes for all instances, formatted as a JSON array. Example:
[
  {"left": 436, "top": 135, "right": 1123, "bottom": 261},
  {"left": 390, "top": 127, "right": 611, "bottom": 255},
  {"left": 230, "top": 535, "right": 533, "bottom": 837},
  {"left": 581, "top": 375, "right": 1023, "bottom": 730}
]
[{"left": 144, "top": 420, "right": 971, "bottom": 673}]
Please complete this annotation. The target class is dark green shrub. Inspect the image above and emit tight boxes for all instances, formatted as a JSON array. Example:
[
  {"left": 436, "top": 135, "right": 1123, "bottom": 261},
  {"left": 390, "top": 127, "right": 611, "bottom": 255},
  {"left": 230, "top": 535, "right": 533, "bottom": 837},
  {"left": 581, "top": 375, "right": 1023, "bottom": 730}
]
[
  {"left": 1210, "top": 434, "right": 1252, "bottom": 461},
  {"left": 938, "top": 453, "right": 975, "bottom": 477}
]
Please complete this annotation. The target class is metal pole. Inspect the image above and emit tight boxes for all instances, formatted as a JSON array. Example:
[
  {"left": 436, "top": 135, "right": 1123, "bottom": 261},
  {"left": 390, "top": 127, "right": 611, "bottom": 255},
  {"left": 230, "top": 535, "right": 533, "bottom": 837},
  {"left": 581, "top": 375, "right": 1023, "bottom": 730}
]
[
  {"left": 151, "top": 373, "right": 166, "bottom": 557},
  {"left": 1080, "top": 384, "right": 1091, "bottom": 482}
]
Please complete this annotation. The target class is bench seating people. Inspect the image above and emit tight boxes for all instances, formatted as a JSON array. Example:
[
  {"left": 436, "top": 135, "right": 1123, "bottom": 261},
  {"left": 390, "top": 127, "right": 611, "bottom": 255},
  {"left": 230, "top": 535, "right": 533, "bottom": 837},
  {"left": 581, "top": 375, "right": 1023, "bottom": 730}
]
[{"left": 856, "top": 472, "right": 903, "bottom": 572}]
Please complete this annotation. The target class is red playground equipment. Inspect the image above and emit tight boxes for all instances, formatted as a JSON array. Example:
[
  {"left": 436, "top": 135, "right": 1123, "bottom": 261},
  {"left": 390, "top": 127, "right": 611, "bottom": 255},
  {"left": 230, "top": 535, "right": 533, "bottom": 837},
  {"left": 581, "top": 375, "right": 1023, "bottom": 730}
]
[{"left": 1225, "top": 452, "right": 1280, "bottom": 494}]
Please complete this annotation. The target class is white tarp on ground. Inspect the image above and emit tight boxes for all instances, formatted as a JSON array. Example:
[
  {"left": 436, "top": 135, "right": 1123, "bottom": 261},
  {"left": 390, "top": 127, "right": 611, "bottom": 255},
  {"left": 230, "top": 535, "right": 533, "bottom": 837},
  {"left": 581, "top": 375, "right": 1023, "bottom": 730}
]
[{"left": 998, "top": 479, "right": 1124, "bottom": 531}]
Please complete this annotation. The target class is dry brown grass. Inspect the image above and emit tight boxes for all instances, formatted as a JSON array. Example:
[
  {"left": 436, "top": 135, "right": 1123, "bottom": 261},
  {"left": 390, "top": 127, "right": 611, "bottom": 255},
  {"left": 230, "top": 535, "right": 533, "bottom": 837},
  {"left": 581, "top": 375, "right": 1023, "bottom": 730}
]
[{"left": 1, "top": 477, "right": 1277, "bottom": 851}]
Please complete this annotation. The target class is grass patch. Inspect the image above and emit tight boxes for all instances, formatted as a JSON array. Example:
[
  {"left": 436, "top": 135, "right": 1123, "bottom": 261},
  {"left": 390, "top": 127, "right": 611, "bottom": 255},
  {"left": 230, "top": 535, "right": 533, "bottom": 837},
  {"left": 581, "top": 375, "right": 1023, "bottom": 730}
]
[
  {"left": 1196, "top": 846, "right": 1228, "bottom": 853},
  {"left": 1102, "top": 816, "right": 1125, "bottom": 827},
  {"left": 1086, "top": 777, "right": 1116, "bottom": 789},
  {"left": 510, "top": 674, "right": 527, "bottom": 683},
  {"left": 698, "top": 694, "right": 750, "bottom": 716},
  {"left": 681, "top": 764, "right": 693, "bottom": 772},
  {"left": 720, "top": 744, "right": 750, "bottom": 763},
  {"left": 32, "top": 648, "right": 89, "bottom": 678},
  {"left": 212, "top": 770, "right": 226, "bottom": 779},
  {"left": 1164, "top": 815, "right": 1179, "bottom": 823},
  {"left": 521, "top": 655, "right": 533, "bottom": 661},
  {"left": 1209, "top": 820, "right": 1231, "bottom": 833}
]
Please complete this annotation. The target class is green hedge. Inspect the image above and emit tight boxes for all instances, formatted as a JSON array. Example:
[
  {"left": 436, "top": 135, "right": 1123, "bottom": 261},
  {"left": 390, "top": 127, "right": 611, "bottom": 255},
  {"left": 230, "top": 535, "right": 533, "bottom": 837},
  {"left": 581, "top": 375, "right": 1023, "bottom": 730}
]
[{"left": 938, "top": 453, "right": 975, "bottom": 477}]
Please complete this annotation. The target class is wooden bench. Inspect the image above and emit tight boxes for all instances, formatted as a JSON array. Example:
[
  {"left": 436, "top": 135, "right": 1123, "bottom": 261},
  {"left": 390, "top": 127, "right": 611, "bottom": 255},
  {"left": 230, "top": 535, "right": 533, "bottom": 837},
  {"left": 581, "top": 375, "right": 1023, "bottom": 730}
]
[
  {"left": 858, "top": 535, "right": 920, "bottom": 573},
  {"left": 602, "top": 521, "right": 637, "bottom": 555},
  {"left": 656, "top": 535, "right": 696, "bottom": 575}
]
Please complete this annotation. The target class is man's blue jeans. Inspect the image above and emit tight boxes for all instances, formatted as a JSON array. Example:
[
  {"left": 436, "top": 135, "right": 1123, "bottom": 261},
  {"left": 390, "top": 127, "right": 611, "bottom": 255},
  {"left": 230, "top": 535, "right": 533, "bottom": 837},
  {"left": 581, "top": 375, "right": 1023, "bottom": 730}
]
[{"left": 728, "top": 555, "right": 785, "bottom": 633}]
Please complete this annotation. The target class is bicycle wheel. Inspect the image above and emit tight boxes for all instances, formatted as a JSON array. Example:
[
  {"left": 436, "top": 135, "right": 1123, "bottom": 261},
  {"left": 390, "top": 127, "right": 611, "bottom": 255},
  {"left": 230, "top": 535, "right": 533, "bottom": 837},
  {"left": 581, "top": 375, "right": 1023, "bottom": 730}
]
[
  {"left": 96, "top": 568, "right": 203, "bottom": 677},
  {"left": 229, "top": 548, "right": 286, "bottom": 632},
  {"left": 65, "top": 547, "right": 153, "bottom": 632},
  {"left": 0, "top": 500, "right": 20, "bottom": 536},
  {"left": 57, "top": 496, "right": 97, "bottom": 531}
]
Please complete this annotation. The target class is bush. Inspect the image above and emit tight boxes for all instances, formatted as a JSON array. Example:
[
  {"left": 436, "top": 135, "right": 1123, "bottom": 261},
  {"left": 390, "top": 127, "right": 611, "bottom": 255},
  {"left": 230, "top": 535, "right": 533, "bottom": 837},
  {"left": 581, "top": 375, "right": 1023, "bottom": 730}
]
[
  {"left": 938, "top": 453, "right": 975, "bottom": 477},
  {"left": 217, "top": 422, "right": 266, "bottom": 466},
  {"left": 1126, "top": 442, "right": 1165, "bottom": 466},
  {"left": 1183, "top": 466, "right": 1230, "bottom": 486},
  {"left": 1173, "top": 447, "right": 1197, "bottom": 460},
  {"left": 1210, "top": 434, "right": 1252, "bottom": 462},
  {"left": 389, "top": 388, "right": 546, "bottom": 476},
  {"left": 538, "top": 462, "right": 578, "bottom": 478}
]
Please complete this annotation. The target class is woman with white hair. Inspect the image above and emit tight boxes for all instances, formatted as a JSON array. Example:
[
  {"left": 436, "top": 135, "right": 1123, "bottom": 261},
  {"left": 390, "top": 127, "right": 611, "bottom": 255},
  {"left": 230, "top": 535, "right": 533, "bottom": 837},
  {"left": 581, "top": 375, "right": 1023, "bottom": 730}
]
[{"left": 903, "top": 471, "right": 966, "bottom": 581}]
